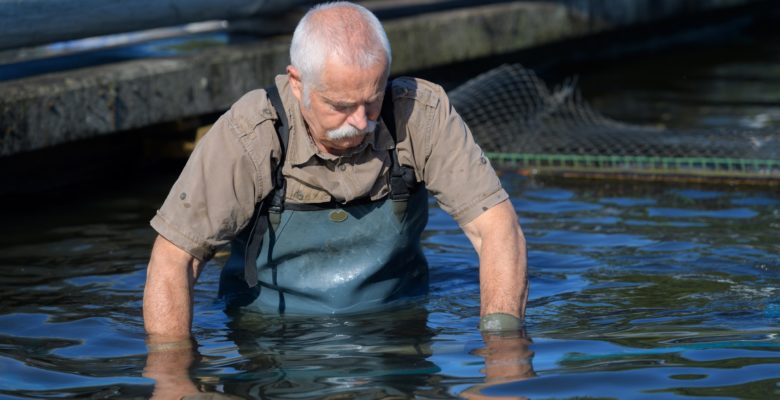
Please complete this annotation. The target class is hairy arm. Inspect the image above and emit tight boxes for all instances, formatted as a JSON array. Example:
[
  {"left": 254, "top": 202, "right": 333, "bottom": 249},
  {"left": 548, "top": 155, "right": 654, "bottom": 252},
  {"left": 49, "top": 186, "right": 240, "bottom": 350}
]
[
  {"left": 143, "top": 235, "right": 204, "bottom": 341},
  {"left": 462, "top": 200, "right": 528, "bottom": 321}
]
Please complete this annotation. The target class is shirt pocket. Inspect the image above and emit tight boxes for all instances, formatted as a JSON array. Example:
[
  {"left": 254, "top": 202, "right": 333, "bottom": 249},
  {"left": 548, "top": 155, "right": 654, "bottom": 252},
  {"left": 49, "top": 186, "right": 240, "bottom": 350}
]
[{"left": 284, "top": 177, "right": 332, "bottom": 204}]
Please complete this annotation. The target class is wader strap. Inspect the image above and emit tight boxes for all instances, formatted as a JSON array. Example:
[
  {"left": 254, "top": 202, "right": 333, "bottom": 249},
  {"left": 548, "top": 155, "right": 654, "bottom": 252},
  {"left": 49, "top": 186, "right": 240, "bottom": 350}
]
[
  {"left": 382, "top": 81, "right": 417, "bottom": 217},
  {"left": 243, "top": 202, "right": 267, "bottom": 287},
  {"left": 244, "top": 85, "right": 290, "bottom": 287},
  {"left": 266, "top": 86, "right": 289, "bottom": 222}
]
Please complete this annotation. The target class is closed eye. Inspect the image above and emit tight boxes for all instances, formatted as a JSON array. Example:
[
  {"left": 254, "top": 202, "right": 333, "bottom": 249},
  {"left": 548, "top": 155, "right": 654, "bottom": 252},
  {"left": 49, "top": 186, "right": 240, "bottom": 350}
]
[{"left": 332, "top": 103, "right": 355, "bottom": 113}]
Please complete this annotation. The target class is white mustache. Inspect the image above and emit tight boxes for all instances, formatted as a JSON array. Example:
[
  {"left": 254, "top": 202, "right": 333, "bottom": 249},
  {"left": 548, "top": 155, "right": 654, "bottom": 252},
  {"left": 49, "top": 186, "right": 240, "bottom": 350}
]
[{"left": 326, "top": 120, "right": 377, "bottom": 140}]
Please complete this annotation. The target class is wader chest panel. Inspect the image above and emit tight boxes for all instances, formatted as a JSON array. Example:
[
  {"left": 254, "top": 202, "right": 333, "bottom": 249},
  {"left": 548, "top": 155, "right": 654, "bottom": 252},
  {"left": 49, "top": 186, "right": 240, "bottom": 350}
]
[{"left": 219, "top": 83, "right": 429, "bottom": 314}]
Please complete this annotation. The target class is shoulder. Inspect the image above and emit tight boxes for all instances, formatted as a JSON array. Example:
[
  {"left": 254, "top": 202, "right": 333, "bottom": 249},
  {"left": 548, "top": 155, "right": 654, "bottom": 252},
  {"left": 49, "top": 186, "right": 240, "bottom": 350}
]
[
  {"left": 388, "top": 78, "right": 454, "bottom": 175},
  {"left": 206, "top": 88, "right": 281, "bottom": 185},
  {"left": 226, "top": 88, "right": 279, "bottom": 136},
  {"left": 389, "top": 77, "right": 446, "bottom": 109}
]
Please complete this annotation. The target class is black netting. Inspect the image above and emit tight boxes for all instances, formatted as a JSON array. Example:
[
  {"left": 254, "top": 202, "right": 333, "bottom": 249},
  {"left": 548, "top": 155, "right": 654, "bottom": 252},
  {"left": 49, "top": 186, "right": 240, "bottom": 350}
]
[{"left": 449, "top": 64, "right": 780, "bottom": 179}]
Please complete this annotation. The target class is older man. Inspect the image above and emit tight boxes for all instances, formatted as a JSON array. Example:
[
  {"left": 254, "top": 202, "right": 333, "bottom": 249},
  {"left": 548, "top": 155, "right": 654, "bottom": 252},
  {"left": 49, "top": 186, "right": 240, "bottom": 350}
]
[{"left": 143, "top": 1, "right": 527, "bottom": 346}]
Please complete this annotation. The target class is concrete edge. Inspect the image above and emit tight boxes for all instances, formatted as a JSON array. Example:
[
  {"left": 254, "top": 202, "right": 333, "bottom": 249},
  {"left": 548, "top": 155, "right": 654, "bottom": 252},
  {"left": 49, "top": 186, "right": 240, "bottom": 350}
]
[{"left": 0, "top": 0, "right": 763, "bottom": 157}]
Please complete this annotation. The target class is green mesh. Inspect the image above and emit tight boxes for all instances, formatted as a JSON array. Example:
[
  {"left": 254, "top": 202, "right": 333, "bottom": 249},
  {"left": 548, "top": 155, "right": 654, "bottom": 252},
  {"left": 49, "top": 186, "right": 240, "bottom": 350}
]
[{"left": 449, "top": 64, "right": 780, "bottom": 181}]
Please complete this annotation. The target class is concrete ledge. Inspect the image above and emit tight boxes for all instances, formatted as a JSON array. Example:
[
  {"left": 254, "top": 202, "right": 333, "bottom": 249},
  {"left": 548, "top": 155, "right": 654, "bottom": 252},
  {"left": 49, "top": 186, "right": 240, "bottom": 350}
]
[
  {"left": 0, "top": 38, "right": 291, "bottom": 156},
  {"left": 0, "top": 0, "right": 765, "bottom": 157}
]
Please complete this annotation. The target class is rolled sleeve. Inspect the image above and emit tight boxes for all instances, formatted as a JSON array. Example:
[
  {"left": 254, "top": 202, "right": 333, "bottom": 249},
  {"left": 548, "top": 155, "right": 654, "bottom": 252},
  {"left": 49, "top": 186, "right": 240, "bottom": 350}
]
[
  {"left": 151, "top": 210, "right": 212, "bottom": 260},
  {"left": 151, "top": 101, "right": 274, "bottom": 260},
  {"left": 451, "top": 187, "right": 509, "bottom": 227}
]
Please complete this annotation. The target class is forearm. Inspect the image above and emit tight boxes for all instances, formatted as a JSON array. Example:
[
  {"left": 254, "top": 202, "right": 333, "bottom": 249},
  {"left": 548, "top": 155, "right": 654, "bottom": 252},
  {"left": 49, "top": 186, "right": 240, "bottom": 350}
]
[
  {"left": 143, "top": 235, "right": 203, "bottom": 340},
  {"left": 464, "top": 200, "right": 528, "bottom": 321},
  {"left": 478, "top": 222, "right": 527, "bottom": 319}
]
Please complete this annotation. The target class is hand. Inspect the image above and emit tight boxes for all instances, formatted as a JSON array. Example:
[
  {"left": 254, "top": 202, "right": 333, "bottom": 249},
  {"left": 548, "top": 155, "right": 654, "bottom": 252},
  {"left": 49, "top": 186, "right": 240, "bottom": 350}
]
[
  {"left": 477, "top": 331, "right": 534, "bottom": 384},
  {"left": 461, "top": 331, "right": 535, "bottom": 400},
  {"left": 143, "top": 336, "right": 201, "bottom": 400}
]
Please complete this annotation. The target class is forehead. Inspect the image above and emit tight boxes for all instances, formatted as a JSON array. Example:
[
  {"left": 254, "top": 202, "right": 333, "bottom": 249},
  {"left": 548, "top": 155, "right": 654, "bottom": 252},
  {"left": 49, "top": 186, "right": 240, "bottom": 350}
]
[{"left": 315, "top": 57, "right": 387, "bottom": 99}]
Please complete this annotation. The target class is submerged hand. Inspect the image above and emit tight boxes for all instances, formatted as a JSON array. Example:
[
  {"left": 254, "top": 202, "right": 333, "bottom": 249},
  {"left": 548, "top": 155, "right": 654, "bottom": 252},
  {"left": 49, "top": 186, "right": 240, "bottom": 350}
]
[
  {"left": 462, "top": 331, "right": 535, "bottom": 399},
  {"left": 143, "top": 336, "right": 200, "bottom": 400}
]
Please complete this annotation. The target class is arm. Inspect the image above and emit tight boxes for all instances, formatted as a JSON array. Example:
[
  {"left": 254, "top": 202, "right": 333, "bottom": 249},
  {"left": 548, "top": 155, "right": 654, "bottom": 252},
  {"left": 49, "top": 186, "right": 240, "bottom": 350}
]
[
  {"left": 142, "top": 235, "right": 205, "bottom": 398},
  {"left": 143, "top": 92, "right": 274, "bottom": 338},
  {"left": 390, "top": 78, "right": 527, "bottom": 324},
  {"left": 143, "top": 235, "right": 204, "bottom": 341},
  {"left": 462, "top": 200, "right": 528, "bottom": 322}
]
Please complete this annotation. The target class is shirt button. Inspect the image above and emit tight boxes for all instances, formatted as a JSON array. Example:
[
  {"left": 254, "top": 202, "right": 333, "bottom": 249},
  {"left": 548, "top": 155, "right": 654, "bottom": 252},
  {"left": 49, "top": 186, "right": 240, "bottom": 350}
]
[
  {"left": 339, "top": 164, "right": 347, "bottom": 171},
  {"left": 295, "top": 191, "right": 304, "bottom": 200}
]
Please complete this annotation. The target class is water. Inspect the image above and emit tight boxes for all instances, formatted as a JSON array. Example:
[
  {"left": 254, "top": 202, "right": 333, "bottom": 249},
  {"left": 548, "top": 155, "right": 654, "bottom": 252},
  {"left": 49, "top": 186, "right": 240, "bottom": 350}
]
[
  {"left": 575, "top": 20, "right": 780, "bottom": 132},
  {"left": 1, "top": 172, "right": 778, "bottom": 399},
  {"left": 2, "top": 18, "right": 780, "bottom": 400}
]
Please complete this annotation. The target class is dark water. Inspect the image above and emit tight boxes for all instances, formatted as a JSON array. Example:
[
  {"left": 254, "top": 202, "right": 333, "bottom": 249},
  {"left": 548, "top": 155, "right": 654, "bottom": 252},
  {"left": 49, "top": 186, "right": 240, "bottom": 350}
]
[
  {"left": 2, "top": 18, "right": 780, "bottom": 400},
  {"left": 575, "top": 21, "right": 780, "bottom": 132}
]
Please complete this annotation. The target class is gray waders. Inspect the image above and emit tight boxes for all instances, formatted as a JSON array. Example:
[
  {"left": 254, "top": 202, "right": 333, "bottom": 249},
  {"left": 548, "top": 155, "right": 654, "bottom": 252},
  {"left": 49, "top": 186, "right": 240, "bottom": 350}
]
[{"left": 218, "top": 84, "right": 429, "bottom": 315}]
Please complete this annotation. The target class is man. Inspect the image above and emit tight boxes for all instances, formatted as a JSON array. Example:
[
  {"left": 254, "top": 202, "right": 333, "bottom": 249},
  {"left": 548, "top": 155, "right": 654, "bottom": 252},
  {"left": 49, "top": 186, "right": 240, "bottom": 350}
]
[{"left": 143, "top": 1, "right": 527, "bottom": 348}]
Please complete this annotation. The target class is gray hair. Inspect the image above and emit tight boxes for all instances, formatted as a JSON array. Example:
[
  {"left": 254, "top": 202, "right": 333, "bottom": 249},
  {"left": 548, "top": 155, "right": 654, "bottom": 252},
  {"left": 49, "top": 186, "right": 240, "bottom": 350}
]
[{"left": 290, "top": 2, "right": 392, "bottom": 105}]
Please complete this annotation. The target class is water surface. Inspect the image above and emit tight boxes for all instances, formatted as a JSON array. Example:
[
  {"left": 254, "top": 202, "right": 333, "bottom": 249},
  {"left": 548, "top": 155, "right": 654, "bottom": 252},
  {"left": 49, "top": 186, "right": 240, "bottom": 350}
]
[
  {"left": 0, "top": 170, "right": 778, "bottom": 399},
  {"left": 2, "top": 13, "right": 780, "bottom": 400}
]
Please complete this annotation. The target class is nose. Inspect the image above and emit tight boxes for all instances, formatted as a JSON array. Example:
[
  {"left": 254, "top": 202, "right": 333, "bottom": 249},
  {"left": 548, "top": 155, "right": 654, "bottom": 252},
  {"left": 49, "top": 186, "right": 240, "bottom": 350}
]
[{"left": 347, "top": 105, "right": 368, "bottom": 131}]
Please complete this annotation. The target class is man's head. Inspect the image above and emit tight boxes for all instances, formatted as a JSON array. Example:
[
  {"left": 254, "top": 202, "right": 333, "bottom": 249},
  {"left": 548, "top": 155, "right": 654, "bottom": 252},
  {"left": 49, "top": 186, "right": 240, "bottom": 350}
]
[{"left": 286, "top": 2, "right": 392, "bottom": 155}]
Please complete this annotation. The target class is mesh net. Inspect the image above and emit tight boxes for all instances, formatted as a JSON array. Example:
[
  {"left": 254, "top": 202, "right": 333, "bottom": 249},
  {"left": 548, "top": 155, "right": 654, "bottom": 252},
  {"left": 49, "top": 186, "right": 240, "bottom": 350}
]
[{"left": 449, "top": 64, "right": 780, "bottom": 182}]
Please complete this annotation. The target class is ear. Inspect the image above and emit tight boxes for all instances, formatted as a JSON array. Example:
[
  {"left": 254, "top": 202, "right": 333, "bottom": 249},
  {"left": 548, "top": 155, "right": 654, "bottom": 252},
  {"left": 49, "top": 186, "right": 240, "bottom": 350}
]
[{"left": 287, "top": 65, "right": 303, "bottom": 103}]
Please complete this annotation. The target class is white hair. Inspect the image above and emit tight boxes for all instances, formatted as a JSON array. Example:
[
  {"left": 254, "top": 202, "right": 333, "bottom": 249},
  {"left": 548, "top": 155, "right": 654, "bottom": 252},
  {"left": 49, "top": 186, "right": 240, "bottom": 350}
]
[{"left": 290, "top": 2, "right": 392, "bottom": 107}]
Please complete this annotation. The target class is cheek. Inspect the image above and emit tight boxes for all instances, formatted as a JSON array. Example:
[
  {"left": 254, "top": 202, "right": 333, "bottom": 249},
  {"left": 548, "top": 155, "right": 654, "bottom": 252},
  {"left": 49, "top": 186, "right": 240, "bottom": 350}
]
[
  {"left": 308, "top": 97, "right": 351, "bottom": 130},
  {"left": 316, "top": 109, "right": 349, "bottom": 130}
]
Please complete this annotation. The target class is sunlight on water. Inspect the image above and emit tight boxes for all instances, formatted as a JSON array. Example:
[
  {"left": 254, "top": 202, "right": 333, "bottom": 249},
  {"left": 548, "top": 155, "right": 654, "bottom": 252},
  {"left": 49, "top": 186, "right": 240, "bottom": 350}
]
[
  {"left": 0, "top": 173, "right": 778, "bottom": 399},
  {"left": 2, "top": 13, "right": 780, "bottom": 400}
]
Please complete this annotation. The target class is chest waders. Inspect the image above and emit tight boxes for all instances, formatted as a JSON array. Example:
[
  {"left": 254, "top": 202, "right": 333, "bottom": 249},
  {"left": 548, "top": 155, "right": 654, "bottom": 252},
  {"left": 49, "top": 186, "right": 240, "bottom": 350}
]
[{"left": 218, "top": 84, "right": 429, "bottom": 315}]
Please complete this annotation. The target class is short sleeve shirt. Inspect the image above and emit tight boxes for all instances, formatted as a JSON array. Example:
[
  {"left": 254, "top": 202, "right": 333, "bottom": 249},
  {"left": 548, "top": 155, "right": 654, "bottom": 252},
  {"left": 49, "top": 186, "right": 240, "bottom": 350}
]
[{"left": 150, "top": 75, "right": 508, "bottom": 260}]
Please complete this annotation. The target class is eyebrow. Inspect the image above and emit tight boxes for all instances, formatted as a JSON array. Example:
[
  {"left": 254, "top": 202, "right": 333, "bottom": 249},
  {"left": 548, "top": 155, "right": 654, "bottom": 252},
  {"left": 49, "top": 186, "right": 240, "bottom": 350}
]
[
  {"left": 322, "top": 97, "right": 356, "bottom": 108},
  {"left": 322, "top": 92, "right": 383, "bottom": 108}
]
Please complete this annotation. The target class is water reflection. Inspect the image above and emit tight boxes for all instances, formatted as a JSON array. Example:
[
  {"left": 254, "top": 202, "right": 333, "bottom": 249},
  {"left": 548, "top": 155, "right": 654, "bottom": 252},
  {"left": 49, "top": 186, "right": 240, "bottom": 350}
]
[
  {"left": 2, "top": 172, "right": 779, "bottom": 398},
  {"left": 222, "top": 308, "right": 437, "bottom": 398},
  {"left": 3, "top": 20, "right": 780, "bottom": 394},
  {"left": 144, "top": 341, "right": 201, "bottom": 399},
  {"left": 461, "top": 331, "right": 535, "bottom": 400},
  {"left": 143, "top": 307, "right": 535, "bottom": 399},
  {"left": 484, "top": 335, "right": 780, "bottom": 400}
]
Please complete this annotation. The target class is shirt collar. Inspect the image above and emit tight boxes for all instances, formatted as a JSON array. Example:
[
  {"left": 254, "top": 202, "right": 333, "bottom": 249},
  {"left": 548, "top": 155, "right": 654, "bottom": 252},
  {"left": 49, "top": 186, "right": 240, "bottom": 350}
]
[{"left": 275, "top": 74, "right": 395, "bottom": 167}]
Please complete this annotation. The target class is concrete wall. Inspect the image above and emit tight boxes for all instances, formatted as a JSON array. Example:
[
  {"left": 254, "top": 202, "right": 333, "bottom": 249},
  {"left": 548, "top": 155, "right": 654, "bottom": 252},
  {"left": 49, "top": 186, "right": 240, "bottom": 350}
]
[{"left": 0, "top": 0, "right": 767, "bottom": 157}]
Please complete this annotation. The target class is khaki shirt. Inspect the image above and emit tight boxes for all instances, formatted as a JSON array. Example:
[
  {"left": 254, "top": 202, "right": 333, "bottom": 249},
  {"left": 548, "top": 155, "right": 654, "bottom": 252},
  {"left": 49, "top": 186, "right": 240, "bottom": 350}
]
[{"left": 151, "top": 75, "right": 508, "bottom": 260}]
